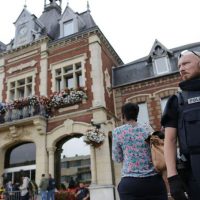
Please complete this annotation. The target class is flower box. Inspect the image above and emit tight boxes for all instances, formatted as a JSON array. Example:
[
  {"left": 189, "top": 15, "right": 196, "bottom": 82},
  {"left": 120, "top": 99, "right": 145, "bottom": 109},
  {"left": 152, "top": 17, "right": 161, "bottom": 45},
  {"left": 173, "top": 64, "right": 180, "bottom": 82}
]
[{"left": 84, "top": 128, "right": 105, "bottom": 148}]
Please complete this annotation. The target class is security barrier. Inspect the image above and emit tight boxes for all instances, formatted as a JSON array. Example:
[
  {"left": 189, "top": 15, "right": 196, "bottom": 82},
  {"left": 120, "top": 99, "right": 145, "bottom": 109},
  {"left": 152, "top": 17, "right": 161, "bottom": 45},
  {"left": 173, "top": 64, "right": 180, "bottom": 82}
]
[{"left": 2, "top": 191, "right": 20, "bottom": 200}]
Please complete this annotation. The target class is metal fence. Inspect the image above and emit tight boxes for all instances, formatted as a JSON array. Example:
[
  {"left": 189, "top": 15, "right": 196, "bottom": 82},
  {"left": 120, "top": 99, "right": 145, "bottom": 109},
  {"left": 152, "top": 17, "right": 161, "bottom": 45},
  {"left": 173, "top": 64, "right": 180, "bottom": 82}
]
[
  {"left": 1, "top": 191, "right": 38, "bottom": 200},
  {"left": 2, "top": 191, "right": 20, "bottom": 200}
]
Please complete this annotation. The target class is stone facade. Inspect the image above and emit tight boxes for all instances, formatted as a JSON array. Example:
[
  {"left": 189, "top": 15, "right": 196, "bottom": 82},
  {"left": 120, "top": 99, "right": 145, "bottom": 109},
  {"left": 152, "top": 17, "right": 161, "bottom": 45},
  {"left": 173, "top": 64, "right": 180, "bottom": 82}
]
[
  {"left": 1, "top": 1, "right": 200, "bottom": 200},
  {"left": 0, "top": 1, "right": 122, "bottom": 199}
]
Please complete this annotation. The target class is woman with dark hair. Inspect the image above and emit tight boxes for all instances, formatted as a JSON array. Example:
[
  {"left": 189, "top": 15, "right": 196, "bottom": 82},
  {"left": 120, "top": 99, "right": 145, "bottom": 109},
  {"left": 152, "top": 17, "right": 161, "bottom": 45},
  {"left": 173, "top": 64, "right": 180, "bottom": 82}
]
[{"left": 112, "top": 102, "right": 167, "bottom": 200}]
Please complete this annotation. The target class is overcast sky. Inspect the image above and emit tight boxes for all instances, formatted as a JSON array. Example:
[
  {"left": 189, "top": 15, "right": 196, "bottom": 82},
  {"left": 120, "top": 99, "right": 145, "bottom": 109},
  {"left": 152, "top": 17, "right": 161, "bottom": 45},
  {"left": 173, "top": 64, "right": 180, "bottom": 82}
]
[
  {"left": 1, "top": 0, "right": 200, "bottom": 156},
  {"left": 1, "top": 0, "right": 200, "bottom": 64}
]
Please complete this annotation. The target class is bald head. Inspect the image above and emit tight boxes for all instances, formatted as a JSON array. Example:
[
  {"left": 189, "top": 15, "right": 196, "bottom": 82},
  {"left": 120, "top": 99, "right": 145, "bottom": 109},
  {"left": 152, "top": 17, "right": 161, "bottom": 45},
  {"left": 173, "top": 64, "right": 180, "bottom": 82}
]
[
  {"left": 179, "top": 50, "right": 200, "bottom": 60},
  {"left": 178, "top": 50, "right": 200, "bottom": 80}
]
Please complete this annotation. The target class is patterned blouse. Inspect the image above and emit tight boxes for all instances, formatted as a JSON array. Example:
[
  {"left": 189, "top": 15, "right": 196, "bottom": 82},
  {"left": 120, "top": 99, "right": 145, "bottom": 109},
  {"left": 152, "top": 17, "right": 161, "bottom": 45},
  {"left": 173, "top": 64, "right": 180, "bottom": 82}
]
[{"left": 112, "top": 123, "right": 157, "bottom": 177}]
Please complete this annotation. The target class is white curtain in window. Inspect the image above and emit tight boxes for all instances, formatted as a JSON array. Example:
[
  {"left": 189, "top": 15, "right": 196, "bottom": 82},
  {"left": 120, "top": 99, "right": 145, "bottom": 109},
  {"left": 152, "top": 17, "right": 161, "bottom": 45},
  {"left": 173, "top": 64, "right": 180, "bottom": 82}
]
[
  {"left": 63, "top": 21, "right": 74, "bottom": 37},
  {"left": 160, "top": 97, "right": 169, "bottom": 113},
  {"left": 138, "top": 102, "right": 149, "bottom": 124}
]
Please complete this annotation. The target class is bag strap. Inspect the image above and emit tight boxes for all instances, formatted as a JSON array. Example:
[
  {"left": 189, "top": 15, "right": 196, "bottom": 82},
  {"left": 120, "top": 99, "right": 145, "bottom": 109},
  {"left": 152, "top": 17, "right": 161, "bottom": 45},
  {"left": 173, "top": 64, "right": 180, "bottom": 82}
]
[{"left": 176, "top": 91, "right": 185, "bottom": 107}]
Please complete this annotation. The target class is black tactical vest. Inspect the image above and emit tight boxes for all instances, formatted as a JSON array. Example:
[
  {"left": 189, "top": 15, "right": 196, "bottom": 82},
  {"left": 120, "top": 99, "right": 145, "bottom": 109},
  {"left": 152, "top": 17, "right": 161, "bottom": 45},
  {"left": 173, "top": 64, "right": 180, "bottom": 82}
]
[{"left": 177, "top": 90, "right": 200, "bottom": 155}]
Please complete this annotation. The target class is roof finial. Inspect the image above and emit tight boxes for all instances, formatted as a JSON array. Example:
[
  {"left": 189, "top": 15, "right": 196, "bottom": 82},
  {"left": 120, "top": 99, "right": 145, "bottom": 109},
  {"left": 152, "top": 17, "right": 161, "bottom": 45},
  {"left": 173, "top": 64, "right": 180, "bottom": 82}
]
[
  {"left": 24, "top": 0, "right": 27, "bottom": 8},
  {"left": 44, "top": 0, "right": 46, "bottom": 9},
  {"left": 67, "top": 0, "right": 69, "bottom": 7},
  {"left": 87, "top": 0, "right": 90, "bottom": 12}
]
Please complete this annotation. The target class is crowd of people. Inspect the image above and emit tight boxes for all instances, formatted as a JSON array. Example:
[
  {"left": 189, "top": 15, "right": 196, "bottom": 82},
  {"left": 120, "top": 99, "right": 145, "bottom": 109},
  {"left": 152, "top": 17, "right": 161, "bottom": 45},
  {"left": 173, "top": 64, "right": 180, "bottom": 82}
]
[
  {"left": 0, "top": 171, "right": 38, "bottom": 200},
  {"left": 0, "top": 173, "right": 89, "bottom": 200}
]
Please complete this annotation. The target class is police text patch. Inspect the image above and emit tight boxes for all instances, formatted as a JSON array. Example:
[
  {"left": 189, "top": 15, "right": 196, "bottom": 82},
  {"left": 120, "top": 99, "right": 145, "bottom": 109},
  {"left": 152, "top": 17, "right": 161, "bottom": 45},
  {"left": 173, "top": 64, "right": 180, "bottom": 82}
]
[{"left": 188, "top": 96, "right": 200, "bottom": 104}]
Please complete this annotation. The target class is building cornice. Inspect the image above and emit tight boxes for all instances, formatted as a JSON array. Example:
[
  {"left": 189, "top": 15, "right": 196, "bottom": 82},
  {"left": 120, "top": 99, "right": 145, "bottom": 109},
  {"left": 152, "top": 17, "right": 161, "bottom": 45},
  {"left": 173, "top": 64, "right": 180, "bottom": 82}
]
[
  {"left": 0, "top": 36, "right": 49, "bottom": 57},
  {"left": 48, "top": 26, "right": 123, "bottom": 65}
]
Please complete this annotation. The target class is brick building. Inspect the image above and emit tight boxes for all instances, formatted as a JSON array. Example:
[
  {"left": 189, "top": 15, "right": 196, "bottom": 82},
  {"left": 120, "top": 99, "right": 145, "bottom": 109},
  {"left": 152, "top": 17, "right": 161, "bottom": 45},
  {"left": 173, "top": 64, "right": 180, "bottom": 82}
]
[
  {"left": 61, "top": 155, "right": 91, "bottom": 185},
  {"left": 112, "top": 40, "right": 200, "bottom": 130},
  {"left": 0, "top": 1, "right": 122, "bottom": 199},
  {"left": 0, "top": 1, "right": 200, "bottom": 200}
]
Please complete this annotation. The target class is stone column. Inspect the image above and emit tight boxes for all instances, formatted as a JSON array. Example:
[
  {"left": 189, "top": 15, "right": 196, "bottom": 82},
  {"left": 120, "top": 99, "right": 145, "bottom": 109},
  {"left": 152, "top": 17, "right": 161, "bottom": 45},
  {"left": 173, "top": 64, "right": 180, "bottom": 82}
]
[
  {"left": 32, "top": 117, "right": 48, "bottom": 186},
  {"left": 54, "top": 148, "right": 63, "bottom": 189},
  {"left": 35, "top": 143, "right": 48, "bottom": 185},
  {"left": 89, "top": 35, "right": 106, "bottom": 108},
  {"left": 0, "top": 148, "right": 5, "bottom": 186},
  {"left": 47, "top": 146, "right": 57, "bottom": 177},
  {"left": 90, "top": 146, "right": 97, "bottom": 184},
  {"left": 0, "top": 58, "right": 5, "bottom": 102},
  {"left": 40, "top": 41, "right": 48, "bottom": 96}
]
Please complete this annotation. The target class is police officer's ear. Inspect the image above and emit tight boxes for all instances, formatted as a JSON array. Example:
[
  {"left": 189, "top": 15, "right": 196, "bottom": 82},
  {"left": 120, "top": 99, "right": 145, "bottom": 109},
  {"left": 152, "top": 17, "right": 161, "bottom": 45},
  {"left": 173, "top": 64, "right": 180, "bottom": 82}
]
[{"left": 198, "top": 61, "right": 200, "bottom": 68}]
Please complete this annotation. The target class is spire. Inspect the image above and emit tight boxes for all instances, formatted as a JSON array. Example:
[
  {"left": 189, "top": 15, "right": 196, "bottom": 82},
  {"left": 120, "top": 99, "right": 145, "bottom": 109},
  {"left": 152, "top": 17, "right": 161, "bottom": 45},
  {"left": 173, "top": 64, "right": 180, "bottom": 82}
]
[
  {"left": 60, "top": 0, "right": 62, "bottom": 9},
  {"left": 44, "top": 0, "right": 46, "bottom": 9},
  {"left": 87, "top": 1, "right": 90, "bottom": 12},
  {"left": 24, "top": 0, "right": 27, "bottom": 8}
]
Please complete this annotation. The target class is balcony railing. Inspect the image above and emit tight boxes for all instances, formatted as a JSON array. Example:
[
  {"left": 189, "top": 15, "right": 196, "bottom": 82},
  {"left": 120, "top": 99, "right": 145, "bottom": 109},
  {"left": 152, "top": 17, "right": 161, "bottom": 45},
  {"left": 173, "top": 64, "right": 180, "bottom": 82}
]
[
  {"left": 0, "top": 104, "right": 47, "bottom": 124},
  {"left": 0, "top": 88, "right": 87, "bottom": 124}
]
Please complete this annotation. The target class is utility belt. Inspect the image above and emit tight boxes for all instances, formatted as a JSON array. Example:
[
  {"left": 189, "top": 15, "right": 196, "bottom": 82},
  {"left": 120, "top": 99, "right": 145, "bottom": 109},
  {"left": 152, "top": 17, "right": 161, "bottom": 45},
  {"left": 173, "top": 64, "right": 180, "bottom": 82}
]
[
  {"left": 176, "top": 155, "right": 191, "bottom": 186},
  {"left": 176, "top": 157, "right": 190, "bottom": 170}
]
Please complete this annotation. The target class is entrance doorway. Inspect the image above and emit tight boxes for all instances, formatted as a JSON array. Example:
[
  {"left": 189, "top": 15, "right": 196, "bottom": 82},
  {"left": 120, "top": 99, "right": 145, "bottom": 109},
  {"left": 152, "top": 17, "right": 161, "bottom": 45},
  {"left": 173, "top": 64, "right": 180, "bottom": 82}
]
[{"left": 4, "top": 142, "right": 36, "bottom": 184}]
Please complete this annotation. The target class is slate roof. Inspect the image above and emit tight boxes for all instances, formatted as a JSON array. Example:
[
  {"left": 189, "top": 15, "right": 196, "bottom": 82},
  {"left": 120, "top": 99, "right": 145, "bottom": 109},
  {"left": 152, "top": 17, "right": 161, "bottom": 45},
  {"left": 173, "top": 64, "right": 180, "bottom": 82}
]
[
  {"left": 112, "top": 41, "right": 200, "bottom": 88},
  {"left": 39, "top": 5, "right": 96, "bottom": 40},
  {"left": 79, "top": 11, "right": 97, "bottom": 29},
  {"left": 0, "top": 41, "right": 6, "bottom": 52},
  {"left": 39, "top": 4, "right": 61, "bottom": 39}
]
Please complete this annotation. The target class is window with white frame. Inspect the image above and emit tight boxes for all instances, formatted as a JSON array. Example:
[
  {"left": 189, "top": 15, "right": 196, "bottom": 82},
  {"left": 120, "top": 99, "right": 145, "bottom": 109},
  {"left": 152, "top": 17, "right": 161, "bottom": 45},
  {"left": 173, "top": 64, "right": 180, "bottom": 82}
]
[
  {"left": 160, "top": 97, "right": 169, "bottom": 113},
  {"left": 55, "top": 62, "right": 83, "bottom": 91},
  {"left": 9, "top": 76, "right": 33, "bottom": 100},
  {"left": 154, "top": 57, "right": 170, "bottom": 75},
  {"left": 63, "top": 20, "right": 74, "bottom": 37},
  {"left": 137, "top": 102, "right": 149, "bottom": 124}
]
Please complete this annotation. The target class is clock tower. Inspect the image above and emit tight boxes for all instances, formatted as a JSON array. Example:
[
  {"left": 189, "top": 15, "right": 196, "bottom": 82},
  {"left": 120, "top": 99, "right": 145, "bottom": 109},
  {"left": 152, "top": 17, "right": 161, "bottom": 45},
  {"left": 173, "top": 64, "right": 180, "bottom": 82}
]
[{"left": 13, "top": 7, "right": 44, "bottom": 49}]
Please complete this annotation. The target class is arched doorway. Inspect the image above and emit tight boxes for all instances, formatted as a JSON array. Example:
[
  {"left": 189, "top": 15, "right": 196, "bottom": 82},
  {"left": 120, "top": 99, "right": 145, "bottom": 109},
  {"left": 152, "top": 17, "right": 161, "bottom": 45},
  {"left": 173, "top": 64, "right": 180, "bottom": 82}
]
[
  {"left": 4, "top": 142, "right": 36, "bottom": 185},
  {"left": 54, "top": 133, "right": 91, "bottom": 188}
]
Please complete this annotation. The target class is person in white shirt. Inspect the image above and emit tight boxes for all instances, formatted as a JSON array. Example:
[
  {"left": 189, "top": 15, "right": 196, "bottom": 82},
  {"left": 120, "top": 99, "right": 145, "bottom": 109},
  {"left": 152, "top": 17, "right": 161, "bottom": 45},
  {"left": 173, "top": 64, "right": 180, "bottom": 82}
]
[{"left": 19, "top": 172, "right": 30, "bottom": 200}]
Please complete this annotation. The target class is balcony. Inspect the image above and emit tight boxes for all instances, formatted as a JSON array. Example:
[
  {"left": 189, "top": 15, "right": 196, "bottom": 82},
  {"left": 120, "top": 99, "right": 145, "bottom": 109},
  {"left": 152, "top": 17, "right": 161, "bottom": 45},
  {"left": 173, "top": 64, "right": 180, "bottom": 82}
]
[
  {"left": 0, "top": 104, "right": 47, "bottom": 124},
  {"left": 0, "top": 88, "right": 87, "bottom": 125}
]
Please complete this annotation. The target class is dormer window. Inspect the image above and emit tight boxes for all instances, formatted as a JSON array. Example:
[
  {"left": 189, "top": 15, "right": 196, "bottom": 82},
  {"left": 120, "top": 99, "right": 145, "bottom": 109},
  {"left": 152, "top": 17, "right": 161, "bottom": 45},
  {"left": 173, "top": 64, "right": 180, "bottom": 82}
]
[
  {"left": 154, "top": 57, "right": 171, "bottom": 75},
  {"left": 63, "top": 20, "right": 74, "bottom": 37}
]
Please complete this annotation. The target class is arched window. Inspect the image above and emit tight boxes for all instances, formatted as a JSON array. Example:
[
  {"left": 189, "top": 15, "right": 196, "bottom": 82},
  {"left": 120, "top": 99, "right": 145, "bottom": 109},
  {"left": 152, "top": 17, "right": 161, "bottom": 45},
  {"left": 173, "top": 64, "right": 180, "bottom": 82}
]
[{"left": 5, "top": 142, "right": 36, "bottom": 168}]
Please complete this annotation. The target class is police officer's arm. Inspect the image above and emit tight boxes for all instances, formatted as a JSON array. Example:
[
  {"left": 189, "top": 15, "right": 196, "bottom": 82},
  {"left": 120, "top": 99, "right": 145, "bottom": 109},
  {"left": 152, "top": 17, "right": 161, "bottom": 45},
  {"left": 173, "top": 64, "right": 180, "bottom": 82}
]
[
  {"left": 161, "top": 95, "right": 178, "bottom": 177},
  {"left": 164, "top": 127, "right": 178, "bottom": 177}
]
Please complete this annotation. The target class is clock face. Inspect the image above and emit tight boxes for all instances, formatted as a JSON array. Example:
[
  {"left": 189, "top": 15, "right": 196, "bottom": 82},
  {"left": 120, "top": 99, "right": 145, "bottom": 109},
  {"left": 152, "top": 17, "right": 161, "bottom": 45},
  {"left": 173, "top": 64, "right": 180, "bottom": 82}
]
[{"left": 19, "top": 26, "right": 28, "bottom": 36}]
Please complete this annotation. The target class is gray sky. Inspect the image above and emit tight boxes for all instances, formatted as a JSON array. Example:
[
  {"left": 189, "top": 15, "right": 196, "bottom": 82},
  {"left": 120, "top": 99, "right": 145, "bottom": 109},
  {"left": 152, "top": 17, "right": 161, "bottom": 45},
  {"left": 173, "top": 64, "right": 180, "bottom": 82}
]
[
  {"left": 61, "top": 137, "right": 90, "bottom": 157},
  {"left": 1, "top": 0, "right": 200, "bottom": 63},
  {"left": 1, "top": 0, "right": 200, "bottom": 156}
]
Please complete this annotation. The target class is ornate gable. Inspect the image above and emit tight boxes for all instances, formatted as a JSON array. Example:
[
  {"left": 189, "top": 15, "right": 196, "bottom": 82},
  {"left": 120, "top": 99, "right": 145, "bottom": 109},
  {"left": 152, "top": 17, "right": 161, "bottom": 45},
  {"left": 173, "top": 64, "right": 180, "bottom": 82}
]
[
  {"left": 59, "top": 6, "right": 85, "bottom": 38},
  {"left": 13, "top": 8, "right": 44, "bottom": 49},
  {"left": 148, "top": 39, "right": 173, "bottom": 59}
]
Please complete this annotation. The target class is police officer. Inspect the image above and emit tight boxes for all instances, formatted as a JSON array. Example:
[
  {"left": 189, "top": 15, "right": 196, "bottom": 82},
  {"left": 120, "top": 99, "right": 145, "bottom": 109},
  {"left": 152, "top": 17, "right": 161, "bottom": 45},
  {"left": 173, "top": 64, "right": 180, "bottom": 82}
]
[{"left": 162, "top": 50, "right": 200, "bottom": 200}]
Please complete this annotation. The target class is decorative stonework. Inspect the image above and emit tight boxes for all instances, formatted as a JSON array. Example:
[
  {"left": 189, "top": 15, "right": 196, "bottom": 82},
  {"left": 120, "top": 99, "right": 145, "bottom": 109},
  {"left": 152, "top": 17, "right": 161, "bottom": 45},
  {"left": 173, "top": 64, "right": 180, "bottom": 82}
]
[
  {"left": 127, "top": 94, "right": 151, "bottom": 103},
  {"left": 58, "top": 105, "right": 79, "bottom": 113},
  {"left": 6, "top": 126, "right": 30, "bottom": 140},
  {"left": 64, "top": 119, "right": 73, "bottom": 133},
  {"left": 8, "top": 60, "right": 37, "bottom": 74},
  {"left": 104, "top": 69, "right": 112, "bottom": 97},
  {"left": 33, "top": 119, "right": 46, "bottom": 135},
  {"left": 47, "top": 146, "right": 57, "bottom": 155},
  {"left": 153, "top": 87, "right": 178, "bottom": 98}
]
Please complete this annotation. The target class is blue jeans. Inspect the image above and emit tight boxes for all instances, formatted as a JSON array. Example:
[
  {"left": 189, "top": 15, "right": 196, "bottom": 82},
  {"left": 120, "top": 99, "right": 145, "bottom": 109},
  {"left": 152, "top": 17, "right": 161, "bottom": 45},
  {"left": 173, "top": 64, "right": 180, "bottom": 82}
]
[
  {"left": 41, "top": 191, "right": 47, "bottom": 200},
  {"left": 47, "top": 189, "right": 55, "bottom": 200}
]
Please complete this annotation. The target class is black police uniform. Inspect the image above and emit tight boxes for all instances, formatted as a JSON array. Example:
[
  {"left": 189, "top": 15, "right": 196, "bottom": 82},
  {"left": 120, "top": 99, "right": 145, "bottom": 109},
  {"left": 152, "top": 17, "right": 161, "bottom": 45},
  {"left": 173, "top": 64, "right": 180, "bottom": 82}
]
[{"left": 161, "top": 78, "right": 200, "bottom": 200}]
